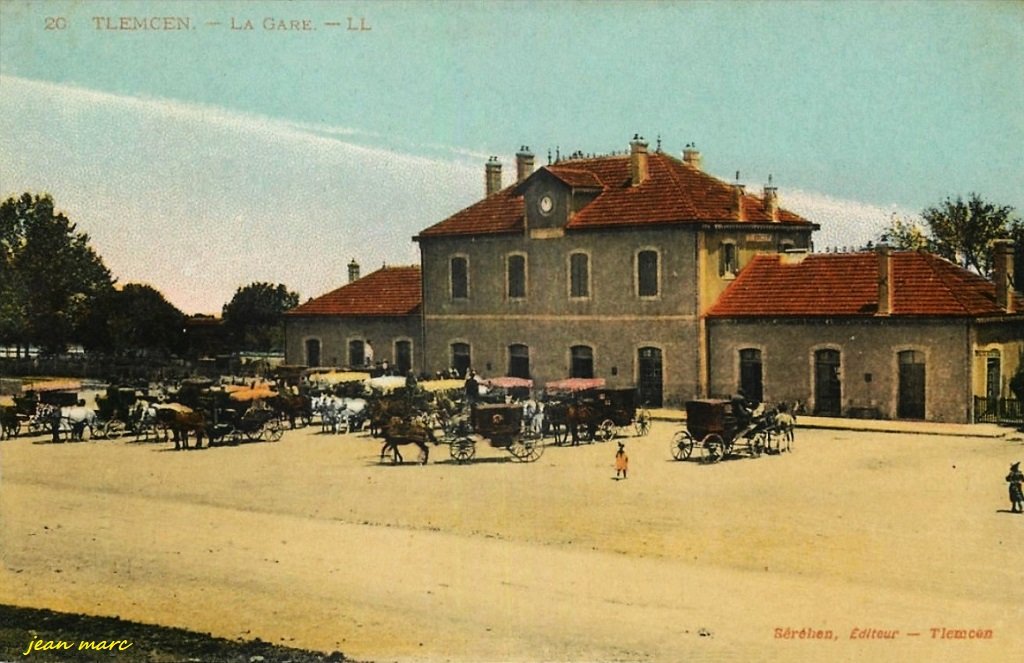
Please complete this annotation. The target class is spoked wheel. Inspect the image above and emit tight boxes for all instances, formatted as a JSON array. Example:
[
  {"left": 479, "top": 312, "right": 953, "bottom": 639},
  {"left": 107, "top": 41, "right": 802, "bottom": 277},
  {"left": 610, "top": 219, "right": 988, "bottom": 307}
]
[
  {"left": 509, "top": 436, "right": 544, "bottom": 462},
  {"left": 597, "top": 419, "right": 617, "bottom": 442},
  {"left": 449, "top": 437, "right": 476, "bottom": 464},
  {"left": 634, "top": 409, "right": 652, "bottom": 436},
  {"left": 704, "top": 434, "right": 725, "bottom": 463},
  {"left": 102, "top": 419, "right": 126, "bottom": 440},
  {"left": 264, "top": 419, "right": 284, "bottom": 442},
  {"left": 246, "top": 425, "right": 264, "bottom": 442},
  {"left": 671, "top": 430, "right": 694, "bottom": 460}
]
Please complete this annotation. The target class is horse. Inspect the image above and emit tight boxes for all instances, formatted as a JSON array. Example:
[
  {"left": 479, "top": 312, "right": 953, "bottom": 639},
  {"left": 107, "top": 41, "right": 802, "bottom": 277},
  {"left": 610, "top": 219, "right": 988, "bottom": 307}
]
[
  {"left": 59, "top": 405, "right": 97, "bottom": 441},
  {"left": 565, "top": 400, "right": 601, "bottom": 445},
  {"left": 0, "top": 405, "right": 19, "bottom": 440},
  {"left": 380, "top": 413, "right": 444, "bottom": 464},
  {"left": 154, "top": 404, "right": 207, "bottom": 450},
  {"left": 269, "top": 393, "right": 311, "bottom": 429},
  {"left": 773, "top": 403, "right": 797, "bottom": 452}
]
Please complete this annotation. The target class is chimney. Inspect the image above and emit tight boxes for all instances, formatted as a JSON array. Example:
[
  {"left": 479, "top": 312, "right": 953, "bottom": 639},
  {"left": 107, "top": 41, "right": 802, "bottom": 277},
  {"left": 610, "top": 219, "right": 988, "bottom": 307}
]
[
  {"left": 877, "top": 243, "right": 893, "bottom": 316},
  {"left": 730, "top": 178, "right": 746, "bottom": 221},
  {"left": 993, "top": 238, "right": 1015, "bottom": 313},
  {"left": 485, "top": 156, "right": 502, "bottom": 196},
  {"left": 682, "top": 144, "right": 702, "bottom": 171},
  {"left": 515, "top": 146, "right": 535, "bottom": 183},
  {"left": 347, "top": 258, "right": 360, "bottom": 283},
  {"left": 763, "top": 177, "right": 779, "bottom": 222},
  {"left": 630, "top": 134, "right": 649, "bottom": 186}
]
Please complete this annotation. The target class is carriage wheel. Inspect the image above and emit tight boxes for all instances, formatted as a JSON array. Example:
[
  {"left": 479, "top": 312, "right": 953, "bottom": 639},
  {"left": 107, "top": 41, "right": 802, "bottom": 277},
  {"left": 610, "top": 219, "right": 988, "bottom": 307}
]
[
  {"left": 509, "top": 437, "right": 544, "bottom": 462},
  {"left": 671, "top": 430, "right": 694, "bottom": 460},
  {"left": 704, "top": 434, "right": 725, "bottom": 463},
  {"left": 598, "top": 419, "right": 617, "bottom": 442},
  {"left": 246, "top": 426, "right": 264, "bottom": 442},
  {"left": 264, "top": 419, "right": 284, "bottom": 442},
  {"left": 449, "top": 437, "right": 476, "bottom": 464},
  {"left": 634, "top": 410, "right": 652, "bottom": 436},
  {"left": 103, "top": 420, "right": 126, "bottom": 440}
]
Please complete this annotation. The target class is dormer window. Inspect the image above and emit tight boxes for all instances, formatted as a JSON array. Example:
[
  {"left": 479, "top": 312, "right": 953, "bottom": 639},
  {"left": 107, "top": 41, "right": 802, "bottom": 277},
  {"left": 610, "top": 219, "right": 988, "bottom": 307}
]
[{"left": 720, "top": 242, "right": 738, "bottom": 277}]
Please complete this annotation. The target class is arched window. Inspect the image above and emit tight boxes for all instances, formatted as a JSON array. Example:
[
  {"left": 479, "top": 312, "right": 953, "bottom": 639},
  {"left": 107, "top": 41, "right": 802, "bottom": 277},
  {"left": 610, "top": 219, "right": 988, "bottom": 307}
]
[
  {"left": 395, "top": 340, "right": 412, "bottom": 375},
  {"left": 570, "top": 345, "right": 594, "bottom": 378},
  {"left": 451, "top": 342, "right": 471, "bottom": 377},
  {"left": 720, "top": 242, "right": 738, "bottom": 276},
  {"left": 508, "top": 344, "right": 530, "bottom": 379},
  {"left": 348, "top": 340, "right": 365, "bottom": 367}
]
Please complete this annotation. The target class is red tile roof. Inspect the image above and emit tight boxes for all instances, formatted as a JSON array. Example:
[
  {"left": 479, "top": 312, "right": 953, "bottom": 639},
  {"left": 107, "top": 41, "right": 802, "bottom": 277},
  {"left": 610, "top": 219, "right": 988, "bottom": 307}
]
[
  {"left": 416, "top": 152, "right": 811, "bottom": 238},
  {"left": 707, "top": 251, "right": 1024, "bottom": 319},
  {"left": 286, "top": 266, "right": 421, "bottom": 317}
]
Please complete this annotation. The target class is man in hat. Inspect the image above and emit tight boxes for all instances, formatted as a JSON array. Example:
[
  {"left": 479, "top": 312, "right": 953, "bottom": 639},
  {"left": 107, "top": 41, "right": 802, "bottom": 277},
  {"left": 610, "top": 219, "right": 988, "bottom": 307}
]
[{"left": 1006, "top": 462, "right": 1023, "bottom": 513}]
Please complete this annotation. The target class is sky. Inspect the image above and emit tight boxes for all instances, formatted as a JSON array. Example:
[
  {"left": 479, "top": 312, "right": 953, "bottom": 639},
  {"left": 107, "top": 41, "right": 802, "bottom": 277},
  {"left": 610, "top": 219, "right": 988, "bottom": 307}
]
[{"left": 1, "top": 0, "right": 1022, "bottom": 314}]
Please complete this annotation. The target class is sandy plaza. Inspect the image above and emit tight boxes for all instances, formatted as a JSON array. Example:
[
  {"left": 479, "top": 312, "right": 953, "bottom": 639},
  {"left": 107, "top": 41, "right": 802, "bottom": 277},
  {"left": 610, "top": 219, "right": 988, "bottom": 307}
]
[{"left": 1, "top": 420, "right": 1022, "bottom": 662}]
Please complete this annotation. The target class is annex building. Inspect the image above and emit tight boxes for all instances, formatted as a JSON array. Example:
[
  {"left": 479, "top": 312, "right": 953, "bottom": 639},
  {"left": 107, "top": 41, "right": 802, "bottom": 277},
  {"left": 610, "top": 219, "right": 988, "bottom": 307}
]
[{"left": 284, "top": 136, "right": 1023, "bottom": 421}]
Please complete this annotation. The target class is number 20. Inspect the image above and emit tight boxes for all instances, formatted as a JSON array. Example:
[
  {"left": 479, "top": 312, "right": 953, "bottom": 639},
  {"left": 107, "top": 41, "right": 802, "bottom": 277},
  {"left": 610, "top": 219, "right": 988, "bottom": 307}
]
[{"left": 45, "top": 17, "right": 67, "bottom": 30}]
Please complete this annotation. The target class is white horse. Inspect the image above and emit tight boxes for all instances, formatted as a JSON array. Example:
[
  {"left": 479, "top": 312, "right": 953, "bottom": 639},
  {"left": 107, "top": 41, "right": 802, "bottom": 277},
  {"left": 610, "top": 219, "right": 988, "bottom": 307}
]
[{"left": 59, "top": 405, "right": 97, "bottom": 441}]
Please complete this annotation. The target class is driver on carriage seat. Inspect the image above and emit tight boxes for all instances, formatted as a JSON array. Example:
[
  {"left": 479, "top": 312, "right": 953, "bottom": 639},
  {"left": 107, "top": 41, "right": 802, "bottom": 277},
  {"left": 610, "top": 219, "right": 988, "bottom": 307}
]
[{"left": 731, "top": 390, "right": 757, "bottom": 438}]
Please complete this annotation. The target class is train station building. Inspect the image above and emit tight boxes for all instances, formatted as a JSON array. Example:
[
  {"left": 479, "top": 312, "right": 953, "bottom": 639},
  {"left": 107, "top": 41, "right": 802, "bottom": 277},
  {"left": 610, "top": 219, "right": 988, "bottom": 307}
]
[{"left": 284, "top": 136, "right": 1022, "bottom": 422}]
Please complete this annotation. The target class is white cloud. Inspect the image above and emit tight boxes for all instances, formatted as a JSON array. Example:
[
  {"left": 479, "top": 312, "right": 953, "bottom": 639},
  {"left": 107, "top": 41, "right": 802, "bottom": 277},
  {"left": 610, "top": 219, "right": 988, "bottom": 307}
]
[{"left": 1, "top": 75, "right": 918, "bottom": 314}]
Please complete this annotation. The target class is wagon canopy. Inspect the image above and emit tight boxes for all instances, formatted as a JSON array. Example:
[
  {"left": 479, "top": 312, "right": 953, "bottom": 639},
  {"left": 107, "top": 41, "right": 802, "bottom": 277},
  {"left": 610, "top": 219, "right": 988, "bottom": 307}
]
[
  {"left": 420, "top": 379, "right": 464, "bottom": 393},
  {"left": 483, "top": 377, "right": 533, "bottom": 390},
  {"left": 308, "top": 370, "right": 371, "bottom": 386},
  {"left": 23, "top": 379, "right": 82, "bottom": 393},
  {"left": 544, "top": 377, "right": 606, "bottom": 394},
  {"left": 228, "top": 385, "right": 278, "bottom": 402}
]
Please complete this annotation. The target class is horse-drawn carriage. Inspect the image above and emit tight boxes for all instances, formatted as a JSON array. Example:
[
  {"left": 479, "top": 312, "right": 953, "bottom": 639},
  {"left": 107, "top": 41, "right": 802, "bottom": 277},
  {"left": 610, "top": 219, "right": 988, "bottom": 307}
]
[
  {"left": 445, "top": 401, "right": 545, "bottom": 464},
  {"left": 670, "top": 399, "right": 775, "bottom": 463},
  {"left": 156, "top": 381, "right": 284, "bottom": 449},
  {"left": 93, "top": 385, "right": 163, "bottom": 441},
  {"left": 544, "top": 379, "right": 651, "bottom": 445}
]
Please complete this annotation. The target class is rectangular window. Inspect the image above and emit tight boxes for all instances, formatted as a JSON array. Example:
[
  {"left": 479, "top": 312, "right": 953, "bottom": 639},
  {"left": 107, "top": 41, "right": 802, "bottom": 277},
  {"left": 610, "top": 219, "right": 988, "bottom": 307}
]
[
  {"left": 451, "top": 256, "right": 468, "bottom": 299},
  {"left": 720, "top": 243, "right": 737, "bottom": 276},
  {"left": 507, "top": 255, "right": 526, "bottom": 299},
  {"left": 570, "top": 253, "right": 589, "bottom": 298},
  {"left": 638, "top": 250, "right": 658, "bottom": 297}
]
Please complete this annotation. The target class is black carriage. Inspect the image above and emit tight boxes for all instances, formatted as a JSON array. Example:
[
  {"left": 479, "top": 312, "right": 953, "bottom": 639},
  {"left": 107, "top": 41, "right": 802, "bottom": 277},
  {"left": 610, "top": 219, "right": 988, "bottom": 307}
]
[
  {"left": 670, "top": 399, "right": 771, "bottom": 463},
  {"left": 93, "top": 386, "right": 159, "bottom": 441},
  {"left": 446, "top": 402, "right": 544, "bottom": 464},
  {"left": 198, "top": 387, "right": 284, "bottom": 444},
  {"left": 544, "top": 379, "right": 651, "bottom": 444}
]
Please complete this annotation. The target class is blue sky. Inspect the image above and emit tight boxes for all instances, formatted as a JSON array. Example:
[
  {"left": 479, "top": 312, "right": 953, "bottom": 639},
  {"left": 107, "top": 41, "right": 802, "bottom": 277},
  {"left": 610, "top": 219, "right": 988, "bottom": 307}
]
[{"left": 1, "top": 0, "right": 1022, "bottom": 313}]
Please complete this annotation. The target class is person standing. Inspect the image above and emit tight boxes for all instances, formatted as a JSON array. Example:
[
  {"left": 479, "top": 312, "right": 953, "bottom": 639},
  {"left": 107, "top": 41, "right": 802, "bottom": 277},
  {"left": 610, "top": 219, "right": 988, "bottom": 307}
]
[
  {"left": 615, "top": 442, "right": 629, "bottom": 480},
  {"left": 464, "top": 371, "right": 479, "bottom": 405},
  {"left": 1007, "top": 462, "right": 1023, "bottom": 513}
]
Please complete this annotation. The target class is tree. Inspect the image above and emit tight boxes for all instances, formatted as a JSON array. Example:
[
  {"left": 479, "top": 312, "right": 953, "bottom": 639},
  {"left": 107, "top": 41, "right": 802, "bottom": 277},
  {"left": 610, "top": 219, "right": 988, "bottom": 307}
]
[
  {"left": 0, "top": 193, "right": 114, "bottom": 354},
  {"left": 79, "top": 284, "right": 186, "bottom": 356},
  {"left": 879, "top": 213, "right": 930, "bottom": 252},
  {"left": 222, "top": 282, "right": 299, "bottom": 352},
  {"left": 920, "top": 194, "right": 1020, "bottom": 277}
]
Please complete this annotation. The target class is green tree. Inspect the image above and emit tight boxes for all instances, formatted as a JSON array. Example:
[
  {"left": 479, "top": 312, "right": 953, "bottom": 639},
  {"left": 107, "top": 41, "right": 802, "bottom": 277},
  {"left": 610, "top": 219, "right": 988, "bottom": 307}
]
[
  {"left": 879, "top": 213, "right": 931, "bottom": 252},
  {"left": 0, "top": 193, "right": 114, "bottom": 354},
  {"left": 920, "top": 194, "right": 1019, "bottom": 276},
  {"left": 222, "top": 282, "right": 299, "bottom": 352},
  {"left": 80, "top": 284, "right": 186, "bottom": 356}
]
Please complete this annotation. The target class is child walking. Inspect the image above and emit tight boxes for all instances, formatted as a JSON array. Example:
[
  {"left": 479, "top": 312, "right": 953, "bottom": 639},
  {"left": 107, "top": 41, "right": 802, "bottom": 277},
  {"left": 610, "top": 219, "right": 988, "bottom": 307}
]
[
  {"left": 615, "top": 442, "right": 629, "bottom": 480},
  {"left": 1007, "top": 462, "right": 1023, "bottom": 513}
]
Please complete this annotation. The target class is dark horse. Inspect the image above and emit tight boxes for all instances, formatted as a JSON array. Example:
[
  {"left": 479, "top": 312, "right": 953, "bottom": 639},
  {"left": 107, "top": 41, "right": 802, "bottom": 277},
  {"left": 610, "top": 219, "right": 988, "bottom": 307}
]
[
  {"left": 268, "top": 393, "right": 311, "bottom": 429},
  {"left": 380, "top": 414, "right": 443, "bottom": 464}
]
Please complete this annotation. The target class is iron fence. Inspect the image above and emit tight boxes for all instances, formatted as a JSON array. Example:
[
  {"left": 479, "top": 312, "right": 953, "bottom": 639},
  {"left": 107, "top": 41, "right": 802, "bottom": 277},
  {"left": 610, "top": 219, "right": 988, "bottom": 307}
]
[{"left": 974, "top": 396, "right": 1023, "bottom": 425}]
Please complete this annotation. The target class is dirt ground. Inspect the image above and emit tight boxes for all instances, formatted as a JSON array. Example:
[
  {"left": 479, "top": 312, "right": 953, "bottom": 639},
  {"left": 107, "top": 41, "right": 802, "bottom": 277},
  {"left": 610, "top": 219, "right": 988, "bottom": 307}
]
[{"left": 1, "top": 420, "right": 1022, "bottom": 662}]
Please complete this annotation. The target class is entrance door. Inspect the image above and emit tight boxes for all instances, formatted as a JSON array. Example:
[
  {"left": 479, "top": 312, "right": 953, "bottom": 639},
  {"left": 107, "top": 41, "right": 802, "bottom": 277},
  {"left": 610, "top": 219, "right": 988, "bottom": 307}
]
[
  {"left": 739, "top": 348, "right": 763, "bottom": 404},
  {"left": 814, "top": 349, "right": 842, "bottom": 416},
  {"left": 637, "top": 347, "right": 663, "bottom": 407},
  {"left": 986, "top": 355, "right": 1001, "bottom": 412},
  {"left": 395, "top": 340, "right": 412, "bottom": 376},
  {"left": 305, "top": 339, "right": 320, "bottom": 367},
  {"left": 898, "top": 350, "right": 926, "bottom": 419}
]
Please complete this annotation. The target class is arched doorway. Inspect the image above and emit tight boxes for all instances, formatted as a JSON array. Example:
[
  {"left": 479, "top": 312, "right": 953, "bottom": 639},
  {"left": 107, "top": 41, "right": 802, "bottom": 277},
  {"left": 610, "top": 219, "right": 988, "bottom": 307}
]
[
  {"left": 814, "top": 349, "right": 841, "bottom": 416},
  {"left": 739, "top": 348, "right": 763, "bottom": 404},
  {"left": 305, "top": 339, "right": 320, "bottom": 367},
  {"left": 897, "top": 350, "right": 926, "bottom": 419},
  {"left": 637, "top": 347, "right": 663, "bottom": 407}
]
